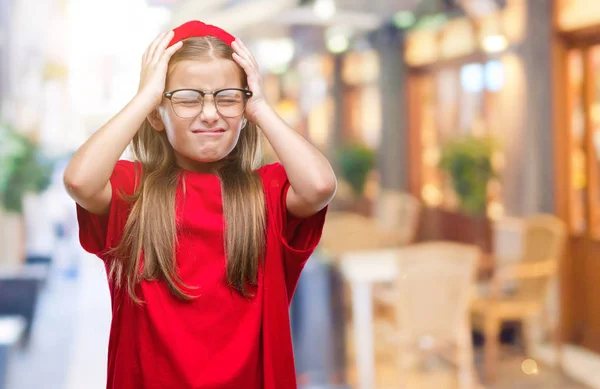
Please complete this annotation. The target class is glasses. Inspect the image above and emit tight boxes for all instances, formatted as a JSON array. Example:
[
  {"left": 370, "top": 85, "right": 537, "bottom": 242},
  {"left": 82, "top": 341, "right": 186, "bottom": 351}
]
[{"left": 163, "top": 88, "right": 253, "bottom": 119}]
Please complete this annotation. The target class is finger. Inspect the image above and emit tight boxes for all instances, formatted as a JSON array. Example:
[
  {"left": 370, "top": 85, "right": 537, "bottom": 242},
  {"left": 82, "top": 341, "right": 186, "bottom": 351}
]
[
  {"left": 237, "top": 39, "right": 260, "bottom": 70},
  {"left": 233, "top": 55, "right": 261, "bottom": 92},
  {"left": 233, "top": 39, "right": 251, "bottom": 56},
  {"left": 146, "top": 32, "right": 168, "bottom": 63},
  {"left": 234, "top": 49, "right": 259, "bottom": 77},
  {"left": 160, "top": 40, "right": 183, "bottom": 62},
  {"left": 150, "top": 31, "right": 175, "bottom": 63},
  {"left": 232, "top": 52, "right": 253, "bottom": 73},
  {"left": 144, "top": 32, "right": 164, "bottom": 56},
  {"left": 151, "top": 31, "right": 176, "bottom": 63},
  {"left": 233, "top": 40, "right": 259, "bottom": 69},
  {"left": 146, "top": 32, "right": 167, "bottom": 63}
]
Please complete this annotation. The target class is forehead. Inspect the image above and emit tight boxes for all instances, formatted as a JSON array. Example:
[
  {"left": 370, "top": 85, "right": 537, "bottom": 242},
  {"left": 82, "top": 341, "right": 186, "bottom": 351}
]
[{"left": 167, "top": 58, "right": 243, "bottom": 90}]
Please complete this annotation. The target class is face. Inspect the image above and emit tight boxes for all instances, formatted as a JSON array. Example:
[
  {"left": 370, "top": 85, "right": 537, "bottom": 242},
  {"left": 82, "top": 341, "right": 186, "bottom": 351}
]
[{"left": 154, "top": 58, "right": 246, "bottom": 172}]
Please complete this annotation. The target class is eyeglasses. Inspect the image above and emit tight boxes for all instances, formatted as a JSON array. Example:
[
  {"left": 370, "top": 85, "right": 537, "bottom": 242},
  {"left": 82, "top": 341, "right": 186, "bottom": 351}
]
[{"left": 163, "top": 88, "right": 253, "bottom": 119}]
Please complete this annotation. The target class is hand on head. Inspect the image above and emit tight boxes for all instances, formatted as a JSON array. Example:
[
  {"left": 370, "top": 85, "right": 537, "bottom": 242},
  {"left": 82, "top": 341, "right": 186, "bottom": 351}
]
[
  {"left": 138, "top": 31, "right": 183, "bottom": 108},
  {"left": 231, "top": 39, "right": 268, "bottom": 124}
]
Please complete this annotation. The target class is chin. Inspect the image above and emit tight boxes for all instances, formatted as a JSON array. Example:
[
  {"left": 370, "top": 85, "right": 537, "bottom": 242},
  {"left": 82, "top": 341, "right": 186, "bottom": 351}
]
[
  {"left": 182, "top": 144, "right": 236, "bottom": 164},
  {"left": 193, "top": 154, "right": 225, "bottom": 163}
]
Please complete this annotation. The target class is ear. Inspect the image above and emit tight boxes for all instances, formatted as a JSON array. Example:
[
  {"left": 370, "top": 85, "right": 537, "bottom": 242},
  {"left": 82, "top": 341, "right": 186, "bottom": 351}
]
[{"left": 147, "top": 109, "right": 165, "bottom": 131}]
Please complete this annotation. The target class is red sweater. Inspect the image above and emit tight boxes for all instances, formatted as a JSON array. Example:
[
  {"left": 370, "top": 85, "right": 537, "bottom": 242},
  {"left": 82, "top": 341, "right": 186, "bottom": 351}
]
[{"left": 76, "top": 160, "right": 327, "bottom": 389}]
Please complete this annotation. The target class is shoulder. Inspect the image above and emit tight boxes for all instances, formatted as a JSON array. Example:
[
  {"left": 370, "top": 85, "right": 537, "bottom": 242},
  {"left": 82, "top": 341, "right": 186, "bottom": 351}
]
[
  {"left": 111, "top": 159, "right": 142, "bottom": 193},
  {"left": 114, "top": 159, "right": 140, "bottom": 174},
  {"left": 256, "top": 162, "right": 287, "bottom": 183}
]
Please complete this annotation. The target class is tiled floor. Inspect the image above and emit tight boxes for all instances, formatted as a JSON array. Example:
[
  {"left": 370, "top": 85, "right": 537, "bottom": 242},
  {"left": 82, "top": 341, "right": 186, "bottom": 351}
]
[
  {"left": 479, "top": 351, "right": 586, "bottom": 389},
  {"left": 344, "top": 348, "right": 588, "bottom": 389},
  {"left": 4, "top": 267, "right": 79, "bottom": 389},
  {"left": 343, "top": 333, "right": 589, "bottom": 389},
  {"left": 4, "top": 252, "right": 593, "bottom": 389},
  {"left": 4, "top": 249, "right": 110, "bottom": 389}
]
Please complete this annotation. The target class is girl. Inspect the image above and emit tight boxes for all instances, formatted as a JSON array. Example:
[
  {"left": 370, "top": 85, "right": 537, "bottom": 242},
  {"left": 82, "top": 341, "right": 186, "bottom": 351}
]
[{"left": 64, "top": 21, "right": 336, "bottom": 389}]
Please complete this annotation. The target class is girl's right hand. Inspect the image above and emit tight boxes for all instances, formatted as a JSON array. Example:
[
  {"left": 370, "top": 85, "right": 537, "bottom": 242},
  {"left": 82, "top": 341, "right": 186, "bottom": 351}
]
[{"left": 137, "top": 31, "right": 183, "bottom": 107}]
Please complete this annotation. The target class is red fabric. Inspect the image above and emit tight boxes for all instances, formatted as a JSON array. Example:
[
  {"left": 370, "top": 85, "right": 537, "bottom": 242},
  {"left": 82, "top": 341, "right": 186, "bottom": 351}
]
[
  {"left": 76, "top": 160, "right": 327, "bottom": 389},
  {"left": 168, "top": 20, "right": 235, "bottom": 48}
]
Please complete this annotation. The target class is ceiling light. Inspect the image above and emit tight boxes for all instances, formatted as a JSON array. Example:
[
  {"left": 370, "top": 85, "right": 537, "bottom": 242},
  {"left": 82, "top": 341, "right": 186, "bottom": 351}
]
[
  {"left": 254, "top": 38, "right": 295, "bottom": 73},
  {"left": 482, "top": 34, "right": 508, "bottom": 53},
  {"left": 327, "top": 34, "right": 349, "bottom": 54},
  {"left": 313, "top": 0, "right": 336, "bottom": 20}
]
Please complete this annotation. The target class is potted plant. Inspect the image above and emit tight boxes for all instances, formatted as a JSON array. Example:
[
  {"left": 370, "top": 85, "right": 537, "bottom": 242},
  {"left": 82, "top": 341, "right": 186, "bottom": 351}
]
[
  {"left": 439, "top": 135, "right": 498, "bottom": 216},
  {"left": 0, "top": 122, "right": 54, "bottom": 265},
  {"left": 336, "top": 143, "right": 375, "bottom": 215},
  {"left": 426, "top": 135, "right": 499, "bottom": 252}
]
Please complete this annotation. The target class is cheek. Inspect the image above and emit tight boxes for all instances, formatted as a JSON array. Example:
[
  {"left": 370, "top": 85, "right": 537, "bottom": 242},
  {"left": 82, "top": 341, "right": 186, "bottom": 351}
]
[
  {"left": 226, "top": 117, "right": 244, "bottom": 133},
  {"left": 162, "top": 111, "right": 188, "bottom": 139}
]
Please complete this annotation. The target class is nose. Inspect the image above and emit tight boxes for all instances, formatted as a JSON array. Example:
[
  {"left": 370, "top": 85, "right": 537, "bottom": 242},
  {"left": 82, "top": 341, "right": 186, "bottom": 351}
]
[{"left": 200, "top": 98, "right": 219, "bottom": 124}]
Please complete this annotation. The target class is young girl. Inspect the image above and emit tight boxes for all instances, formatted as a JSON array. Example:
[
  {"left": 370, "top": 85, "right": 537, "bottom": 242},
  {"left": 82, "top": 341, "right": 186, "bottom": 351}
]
[{"left": 64, "top": 21, "right": 336, "bottom": 389}]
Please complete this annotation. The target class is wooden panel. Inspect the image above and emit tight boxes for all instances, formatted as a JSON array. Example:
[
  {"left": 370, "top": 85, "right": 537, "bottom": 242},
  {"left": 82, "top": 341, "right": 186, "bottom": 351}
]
[
  {"left": 553, "top": 10, "right": 600, "bottom": 355},
  {"left": 407, "top": 74, "right": 424, "bottom": 197},
  {"left": 586, "top": 47, "right": 600, "bottom": 238},
  {"left": 340, "top": 83, "right": 354, "bottom": 142},
  {"left": 552, "top": 31, "right": 576, "bottom": 348},
  {"left": 582, "top": 47, "right": 599, "bottom": 238},
  {"left": 563, "top": 237, "right": 600, "bottom": 353},
  {"left": 553, "top": 36, "right": 571, "bottom": 225},
  {"left": 416, "top": 207, "right": 493, "bottom": 254}
]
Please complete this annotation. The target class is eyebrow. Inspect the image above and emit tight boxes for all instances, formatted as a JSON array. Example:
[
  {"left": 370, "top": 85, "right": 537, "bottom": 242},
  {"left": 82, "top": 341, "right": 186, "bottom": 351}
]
[{"left": 168, "top": 86, "right": 244, "bottom": 92}]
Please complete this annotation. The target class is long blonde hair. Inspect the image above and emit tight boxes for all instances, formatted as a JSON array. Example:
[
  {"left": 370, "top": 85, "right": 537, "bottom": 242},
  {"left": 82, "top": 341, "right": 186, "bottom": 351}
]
[{"left": 110, "top": 37, "right": 266, "bottom": 302}]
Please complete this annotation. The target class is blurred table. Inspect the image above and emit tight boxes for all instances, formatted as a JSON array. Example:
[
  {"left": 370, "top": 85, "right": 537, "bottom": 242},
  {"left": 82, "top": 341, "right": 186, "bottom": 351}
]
[
  {"left": 339, "top": 249, "right": 398, "bottom": 389},
  {"left": 339, "top": 247, "right": 494, "bottom": 389}
]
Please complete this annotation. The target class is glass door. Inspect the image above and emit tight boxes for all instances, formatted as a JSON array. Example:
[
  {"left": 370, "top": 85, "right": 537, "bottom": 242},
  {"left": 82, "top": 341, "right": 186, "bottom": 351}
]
[
  {"left": 567, "top": 44, "right": 600, "bottom": 238},
  {"left": 588, "top": 46, "right": 600, "bottom": 238}
]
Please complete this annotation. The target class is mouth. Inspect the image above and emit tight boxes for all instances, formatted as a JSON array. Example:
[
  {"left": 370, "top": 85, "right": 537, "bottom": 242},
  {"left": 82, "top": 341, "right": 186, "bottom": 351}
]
[{"left": 191, "top": 128, "right": 226, "bottom": 136}]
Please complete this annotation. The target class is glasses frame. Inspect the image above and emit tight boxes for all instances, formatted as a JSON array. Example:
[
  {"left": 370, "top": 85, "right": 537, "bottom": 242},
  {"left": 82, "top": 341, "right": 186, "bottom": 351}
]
[{"left": 163, "top": 88, "right": 253, "bottom": 118}]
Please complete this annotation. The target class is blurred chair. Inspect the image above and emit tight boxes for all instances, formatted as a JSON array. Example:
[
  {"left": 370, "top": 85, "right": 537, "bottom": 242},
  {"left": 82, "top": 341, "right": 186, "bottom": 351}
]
[
  {"left": 373, "top": 190, "right": 422, "bottom": 247},
  {"left": 328, "top": 178, "right": 356, "bottom": 212},
  {"left": 370, "top": 191, "right": 422, "bottom": 315},
  {"left": 492, "top": 216, "right": 525, "bottom": 267},
  {"left": 391, "top": 242, "right": 480, "bottom": 389},
  {"left": 471, "top": 214, "right": 567, "bottom": 382},
  {"left": 320, "top": 212, "right": 393, "bottom": 258},
  {"left": 320, "top": 190, "right": 421, "bottom": 259},
  {"left": 320, "top": 190, "right": 423, "bottom": 374}
]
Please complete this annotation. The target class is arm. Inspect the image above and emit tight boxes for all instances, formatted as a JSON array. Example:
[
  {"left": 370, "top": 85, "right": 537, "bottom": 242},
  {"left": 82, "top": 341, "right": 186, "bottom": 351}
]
[
  {"left": 64, "top": 95, "right": 156, "bottom": 214},
  {"left": 232, "top": 40, "right": 337, "bottom": 218},
  {"left": 63, "top": 31, "right": 182, "bottom": 215},
  {"left": 254, "top": 104, "right": 337, "bottom": 218}
]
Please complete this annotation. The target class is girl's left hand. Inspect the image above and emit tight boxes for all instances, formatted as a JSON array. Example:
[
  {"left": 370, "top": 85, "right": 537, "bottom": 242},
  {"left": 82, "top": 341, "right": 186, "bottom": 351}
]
[{"left": 232, "top": 39, "right": 269, "bottom": 124}]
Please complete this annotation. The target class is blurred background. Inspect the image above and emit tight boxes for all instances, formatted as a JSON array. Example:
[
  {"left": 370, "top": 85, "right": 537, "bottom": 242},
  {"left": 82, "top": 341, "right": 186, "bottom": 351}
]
[{"left": 1, "top": 0, "right": 600, "bottom": 388}]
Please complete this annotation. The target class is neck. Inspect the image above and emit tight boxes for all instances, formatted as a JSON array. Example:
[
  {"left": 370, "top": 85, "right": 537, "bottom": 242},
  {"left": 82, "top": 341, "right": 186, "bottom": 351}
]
[{"left": 176, "top": 154, "right": 223, "bottom": 174}]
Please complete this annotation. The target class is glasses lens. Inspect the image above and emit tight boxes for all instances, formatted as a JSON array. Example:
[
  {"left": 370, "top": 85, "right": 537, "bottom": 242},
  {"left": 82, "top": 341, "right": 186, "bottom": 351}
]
[
  {"left": 215, "top": 89, "right": 247, "bottom": 117},
  {"left": 171, "top": 90, "right": 203, "bottom": 118}
]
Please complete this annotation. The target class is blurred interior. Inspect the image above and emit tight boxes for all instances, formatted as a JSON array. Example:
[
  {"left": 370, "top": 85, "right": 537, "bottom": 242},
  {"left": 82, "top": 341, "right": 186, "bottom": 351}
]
[{"left": 2, "top": 0, "right": 600, "bottom": 388}]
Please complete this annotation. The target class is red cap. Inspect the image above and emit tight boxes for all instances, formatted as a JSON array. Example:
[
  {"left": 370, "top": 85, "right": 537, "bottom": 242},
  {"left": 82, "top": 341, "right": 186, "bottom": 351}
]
[{"left": 167, "top": 20, "right": 235, "bottom": 48}]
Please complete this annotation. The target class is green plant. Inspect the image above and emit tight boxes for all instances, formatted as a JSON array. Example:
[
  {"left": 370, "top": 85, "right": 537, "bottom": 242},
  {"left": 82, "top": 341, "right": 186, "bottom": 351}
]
[
  {"left": 0, "top": 123, "right": 54, "bottom": 213},
  {"left": 439, "top": 135, "right": 498, "bottom": 216},
  {"left": 337, "top": 143, "right": 375, "bottom": 196}
]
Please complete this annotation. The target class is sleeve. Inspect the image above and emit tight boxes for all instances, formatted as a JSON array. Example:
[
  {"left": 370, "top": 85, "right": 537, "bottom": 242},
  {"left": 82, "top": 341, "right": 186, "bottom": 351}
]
[
  {"left": 75, "top": 160, "right": 140, "bottom": 259},
  {"left": 259, "top": 163, "right": 328, "bottom": 298}
]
